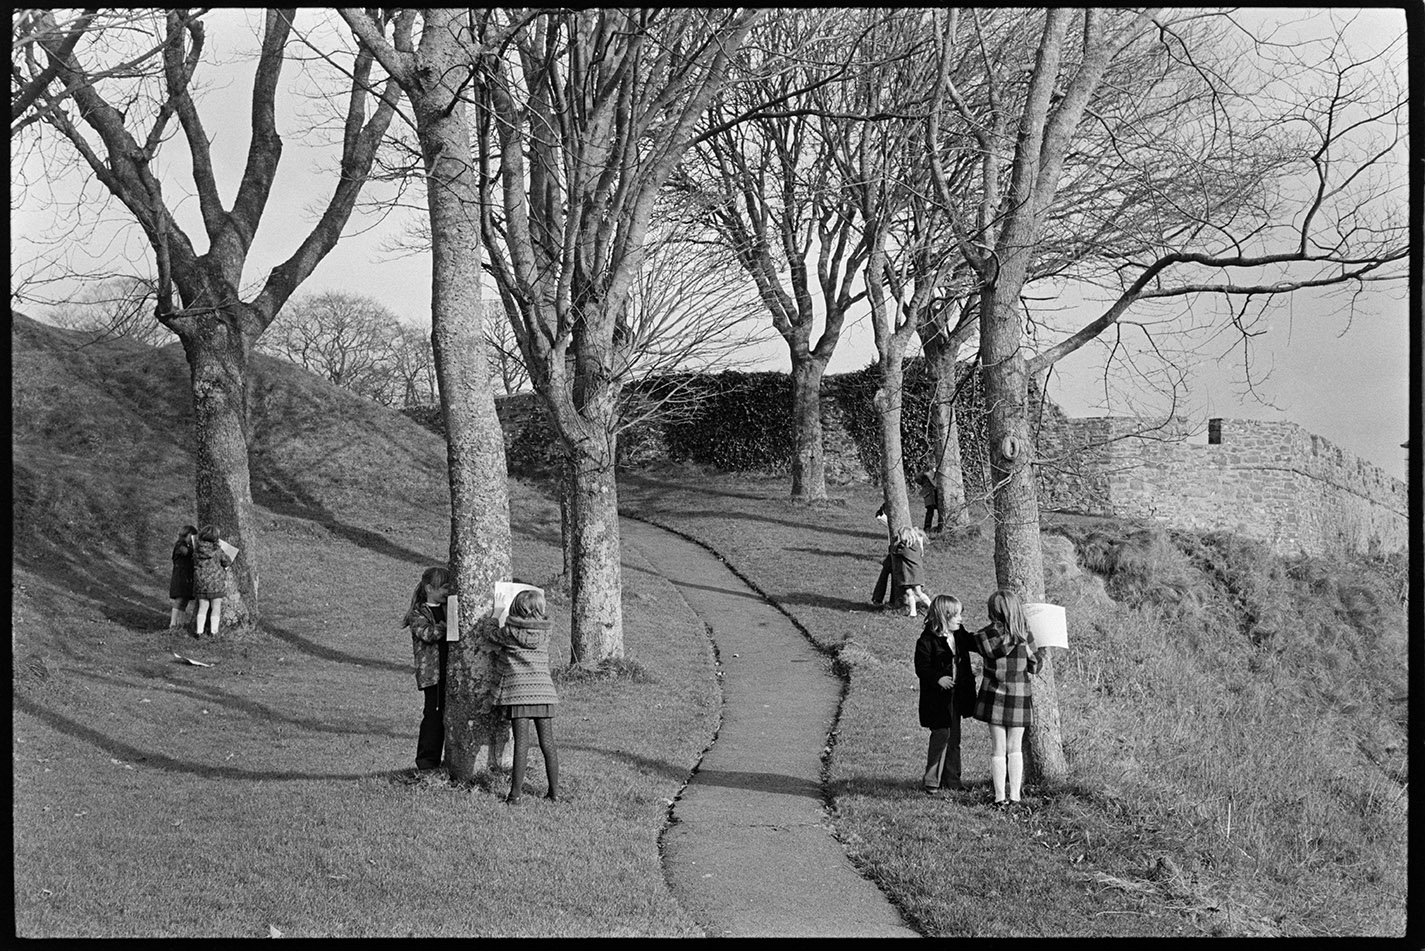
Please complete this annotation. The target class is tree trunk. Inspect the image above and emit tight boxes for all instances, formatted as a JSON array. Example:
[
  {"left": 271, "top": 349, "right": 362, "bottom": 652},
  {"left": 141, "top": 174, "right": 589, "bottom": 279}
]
[
  {"left": 874, "top": 354, "right": 913, "bottom": 534},
  {"left": 980, "top": 290, "right": 1067, "bottom": 786},
  {"left": 568, "top": 437, "right": 624, "bottom": 668},
  {"left": 926, "top": 342, "right": 968, "bottom": 529},
  {"left": 182, "top": 321, "right": 257, "bottom": 631},
  {"left": 415, "top": 20, "right": 514, "bottom": 780},
  {"left": 789, "top": 355, "right": 829, "bottom": 501}
]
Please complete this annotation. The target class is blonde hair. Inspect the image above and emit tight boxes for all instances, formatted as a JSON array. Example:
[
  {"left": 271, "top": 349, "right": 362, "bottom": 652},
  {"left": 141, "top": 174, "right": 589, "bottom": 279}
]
[
  {"left": 925, "top": 594, "right": 962, "bottom": 636},
  {"left": 894, "top": 525, "right": 925, "bottom": 550},
  {"left": 986, "top": 589, "right": 1030, "bottom": 644}
]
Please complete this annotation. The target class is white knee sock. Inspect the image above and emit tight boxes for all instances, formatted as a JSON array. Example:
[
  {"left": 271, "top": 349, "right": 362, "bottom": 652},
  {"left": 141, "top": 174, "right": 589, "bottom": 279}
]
[
  {"left": 1006, "top": 752, "right": 1024, "bottom": 801},
  {"left": 990, "top": 754, "right": 1007, "bottom": 801}
]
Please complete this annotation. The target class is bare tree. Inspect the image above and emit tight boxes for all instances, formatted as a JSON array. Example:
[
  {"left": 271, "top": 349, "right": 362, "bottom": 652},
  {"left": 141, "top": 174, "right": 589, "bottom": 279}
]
[
  {"left": 387, "top": 321, "right": 438, "bottom": 408},
  {"left": 925, "top": 8, "right": 1407, "bottom": 784},
  {"left": 11, "top": 8, "right": 198, "bottom": 138},
  {"left": 338, "top": 7, "right": 517, "bottom": 779},
  {"left": 16, "top": 8, "right": 402, "bottom": 631},
  {"left": 474, "top": 7, "right": 761, "bottom": 667},
  {"left": 480, "top": 298, "right": 528, "bottom": 396},
  {"left": 43, "top": 274, "right": 176, "bottom": 347},
  {"left": 675, "top": 8, "right": 882, "bottom": 502},
  {"left": 260, "top": 290, "right": 403, "bottom": 404}
]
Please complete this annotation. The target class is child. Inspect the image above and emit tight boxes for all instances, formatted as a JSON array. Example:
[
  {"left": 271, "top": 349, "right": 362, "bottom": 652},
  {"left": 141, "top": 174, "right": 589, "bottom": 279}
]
[
  {"left": 890, "top": 525, "right": 933, "bottom": 617},
  {"left": 191, "top": 525, "right": 233, "bottom": 637},
  {"left": 167, "top": 524, "right": 198, "bottom": 629},
  {"left": 917, "top": 470, "right": 944, "bottom": 533},
  {"left": 970, "top": 589, "right": 1041, "bottom": 807},
  {"left": 403, "top": 566, "right": 450, "bottom": 772},
  {"left": 489, "top": 588, "right": 560, "bottom": 804},
  {"left": 914, "top": 595, "right": 974, "bottom": 793}
]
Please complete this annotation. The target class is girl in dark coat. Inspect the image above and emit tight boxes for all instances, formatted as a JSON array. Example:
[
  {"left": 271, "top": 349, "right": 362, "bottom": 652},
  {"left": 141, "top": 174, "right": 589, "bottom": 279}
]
[
  {"left": 168, "top": 524, "right": 198, "bottom": 628},
  {"left": 914, "top": 595, "right": 975, "bottom": 793},
  {"left": 971, "top": 589, "right": 1041, "bottom": 806},
  {"left": 192, "top": 525, "right": 234, "bottom": 637},
  {"left": 403, "top": 566, "right": 450, "bottom": 772},
  {"left": 890, "top": 526, "right": 932, "bottom": 617}
]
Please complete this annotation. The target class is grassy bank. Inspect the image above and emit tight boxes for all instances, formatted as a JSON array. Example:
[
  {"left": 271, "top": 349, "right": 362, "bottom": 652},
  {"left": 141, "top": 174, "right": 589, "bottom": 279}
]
[
  {"left": 619, "top": 467, "right": 1408, "bottom": 937},
  {"left": 12, "top": 317, "right": 718, "bottom": 937}
]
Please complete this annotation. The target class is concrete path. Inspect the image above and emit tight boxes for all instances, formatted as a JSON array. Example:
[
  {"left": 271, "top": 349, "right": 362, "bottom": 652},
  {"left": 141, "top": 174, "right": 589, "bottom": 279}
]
[{"left": 621, "top": 517, "right": 919, "bottom": 938}]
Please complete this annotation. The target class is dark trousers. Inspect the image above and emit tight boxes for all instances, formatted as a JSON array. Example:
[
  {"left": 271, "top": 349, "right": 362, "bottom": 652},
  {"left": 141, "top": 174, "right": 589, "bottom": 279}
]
[
  {"left": 924, "top": 503, "right": 942, "bottom": 532},
  {"left": 508, "top": 716, "right": 559, "bottom": 801},
  {"left": 871, "top": 554, "right": 893, "bottom": 604},
  {"left": 923, "top": 714, "right": 963, "bottom": 790},
  {"left": 416, "top": 681, "right": 446, "bottom": 769}
]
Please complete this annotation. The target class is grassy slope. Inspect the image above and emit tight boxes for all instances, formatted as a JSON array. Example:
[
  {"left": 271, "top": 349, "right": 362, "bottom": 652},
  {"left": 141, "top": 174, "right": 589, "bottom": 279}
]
[
  {"left": 11, "top": 315, "right": 717, "bottom": 937},
  {"left": 11, "top": 315, "right": 1407, "bottom": 936},
  {"left": 618, "top": 468, "right": 1407, "bottom": 938}
]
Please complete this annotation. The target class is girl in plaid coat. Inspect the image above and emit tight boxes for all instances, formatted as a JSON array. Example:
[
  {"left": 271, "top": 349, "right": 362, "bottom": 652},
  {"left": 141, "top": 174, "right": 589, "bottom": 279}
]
[
  {"left": 971, "top": 589, "right": 1041, "bottom": 807},
  {"left": 488, "top": 588, "right": 560, "bottom": 804}
]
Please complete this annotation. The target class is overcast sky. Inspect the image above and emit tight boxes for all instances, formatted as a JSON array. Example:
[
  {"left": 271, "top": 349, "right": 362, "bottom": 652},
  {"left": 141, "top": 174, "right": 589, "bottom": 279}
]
[{"left": 10, "top": 7, "right": 1415, "bottom": 481}]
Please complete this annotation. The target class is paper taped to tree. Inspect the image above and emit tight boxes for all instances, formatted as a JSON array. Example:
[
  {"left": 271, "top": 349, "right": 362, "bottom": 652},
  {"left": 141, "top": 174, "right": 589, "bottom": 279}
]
[
  {"left": 1023, "top": 602, "right": 1068, "bottom": 649},
  {"left": 445, "top": 594, "right": 459, "bottom": 642},
  {"left": 218, "top": 539, "right": 239, "bottom": 562}
]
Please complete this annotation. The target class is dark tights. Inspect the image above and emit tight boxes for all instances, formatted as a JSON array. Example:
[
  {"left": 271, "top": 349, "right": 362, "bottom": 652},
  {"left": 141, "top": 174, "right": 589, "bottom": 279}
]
[{"left": 508, "top": 716, "right": 559, "bottom": 802}]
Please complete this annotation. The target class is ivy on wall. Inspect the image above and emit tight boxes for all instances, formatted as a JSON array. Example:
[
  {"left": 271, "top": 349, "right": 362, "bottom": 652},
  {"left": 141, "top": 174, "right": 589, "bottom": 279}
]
[{"left": 402, "top": 362, "right": 993, "bottom": 486}]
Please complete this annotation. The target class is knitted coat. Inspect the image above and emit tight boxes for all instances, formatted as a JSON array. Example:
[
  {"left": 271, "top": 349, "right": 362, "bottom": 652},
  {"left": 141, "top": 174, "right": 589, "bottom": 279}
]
[
  {"left": 169, "top": 538, "right": 195, "bottom": 600},
  {"left": 405, "top": 601, "right": 447, "bottom": 690},
  {"left": 970, "top": 622, "right": 1038, "bottom": 727},
  {"left": 490, "top": 616, "right": 559, "bottom": 708},
  {"left": 191, "top": 537, "right": 232, "bottom": 600}
]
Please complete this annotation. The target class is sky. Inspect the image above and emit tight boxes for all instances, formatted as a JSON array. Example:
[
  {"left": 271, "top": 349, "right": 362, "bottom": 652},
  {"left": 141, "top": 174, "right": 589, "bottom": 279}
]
[{"left": 10, "top": 7, "right": 1416, "bottom": 482}]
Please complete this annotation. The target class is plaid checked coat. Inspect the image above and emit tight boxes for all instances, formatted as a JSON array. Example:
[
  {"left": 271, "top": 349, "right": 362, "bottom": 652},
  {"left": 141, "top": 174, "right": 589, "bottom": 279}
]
[{"left": 970, "top": 623, "right": 1037, "bottom": 727}]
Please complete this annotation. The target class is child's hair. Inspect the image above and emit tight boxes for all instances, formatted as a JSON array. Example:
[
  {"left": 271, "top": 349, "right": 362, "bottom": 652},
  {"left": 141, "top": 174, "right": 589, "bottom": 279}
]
[
  {"left": 198, "top": 525, "right": 220, "bottom": 544},
  {"left": 508, "top": 588, "right": 547, "bottom": 621},
  {"left": 894, "top": 525, "right": 925, "bottom": 550},
  {"left": 918, "top": 470, "right": 936, "bottom": 487},
  {"left": 177, "top": 524, "right": 198, "bottom": 544},
  {"left": 410, "top": 565, "right": 451, "bottom": 612},
  {"left": 986, "top": 589, "right": 1030, "bottom": 644},
  {"left": 925, "top": 594, "right": 961, "bottom": 636}
]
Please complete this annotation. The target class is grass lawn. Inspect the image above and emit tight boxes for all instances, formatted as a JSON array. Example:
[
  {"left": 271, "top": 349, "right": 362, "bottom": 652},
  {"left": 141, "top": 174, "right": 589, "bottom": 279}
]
[
  {"left": 619, "top": 467, "right": 1407, "bottom": 938},
  {"left": 12, "top": 316, "right": 1406, "bottom": 937},
  {"left": 13, "top": 477, "right": 716, "bottom": 937}
]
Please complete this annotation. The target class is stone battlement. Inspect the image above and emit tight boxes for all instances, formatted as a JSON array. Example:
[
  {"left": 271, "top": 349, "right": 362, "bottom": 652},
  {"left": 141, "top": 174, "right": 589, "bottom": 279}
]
[{"left": 1035, "top": 415, "right": 1407, "bottom": 556}]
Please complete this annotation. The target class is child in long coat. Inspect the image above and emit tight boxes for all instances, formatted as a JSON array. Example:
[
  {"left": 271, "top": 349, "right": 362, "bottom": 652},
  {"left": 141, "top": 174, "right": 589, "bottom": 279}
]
[
  {"left": 914, "top": 595, "right": 975, "bottom": 793},
  {"left": 890, "top": 526, "right": 933, "bottom": 617}
]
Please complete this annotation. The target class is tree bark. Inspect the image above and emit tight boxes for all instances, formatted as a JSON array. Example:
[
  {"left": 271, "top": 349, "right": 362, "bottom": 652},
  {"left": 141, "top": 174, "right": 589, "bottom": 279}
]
[
  {"left": 873, "top": 350, "right": 913, "bottom": 534},
  {"left": 925, "top": 340, "right": 968, "bottom": 529},
  {"left": 980, "top": 288, "right": 1067, "bottom": 785},
  {"left": 182, "top": 317, "right": 257, "bottom": 630},
  {"left": 567, "top": 432, "right": 624, "bottom": 667},
  {"left": 789, "top": 355, "right": 829, "bottom": 500},
  {"left": 414, "top": 9, "right": 513, "bottom": 779}
]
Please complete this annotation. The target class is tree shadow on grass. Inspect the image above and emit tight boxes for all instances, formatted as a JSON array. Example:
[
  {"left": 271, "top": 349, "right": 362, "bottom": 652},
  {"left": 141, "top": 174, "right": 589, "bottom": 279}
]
[
  {"left": 633, "top": 506, "right": 885, "bottom": 544},
  {"left": 777, "top": 590, "right": 886, "bottom": 614},
  {"left": 14, "top": 693, "right": 397, "bottom": 782},
  {"left": 75, "top": 668, "right": 409, "bottom": 739},
  {"left": 252, "top": 470, "right": 439, "bottom": 568},
  {"left": 687, "top": 767, "right": 823, "bottom": 799},
  {"left": 561, "top": 742, "right": 690, "bottom": 782},
  {"left": 262, "top": 620, "right": 410, "bottom": 675}
]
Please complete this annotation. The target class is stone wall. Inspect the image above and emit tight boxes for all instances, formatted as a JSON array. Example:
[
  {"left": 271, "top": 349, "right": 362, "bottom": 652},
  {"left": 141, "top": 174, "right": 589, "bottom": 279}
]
[
  {"left": 1035, "top": 415, "right": 1407, "bottom": 556},
  {"left": 465, "top": 384, "right": 1406, "bottom": 557}
]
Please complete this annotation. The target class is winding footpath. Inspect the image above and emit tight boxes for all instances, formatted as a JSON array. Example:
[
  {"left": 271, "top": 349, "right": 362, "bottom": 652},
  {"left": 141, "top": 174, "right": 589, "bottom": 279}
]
[{"left": 620, "top": 517, "right": 918, "bottom": 938}]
